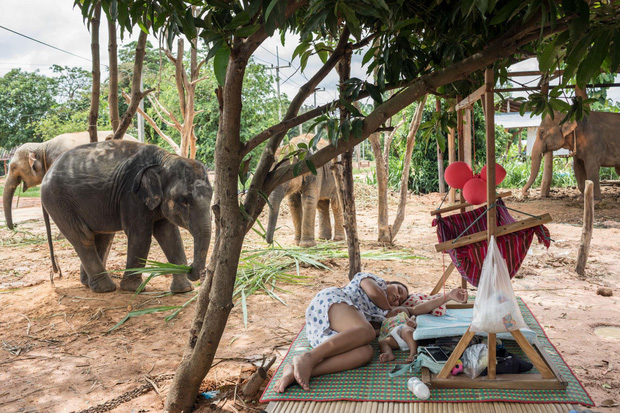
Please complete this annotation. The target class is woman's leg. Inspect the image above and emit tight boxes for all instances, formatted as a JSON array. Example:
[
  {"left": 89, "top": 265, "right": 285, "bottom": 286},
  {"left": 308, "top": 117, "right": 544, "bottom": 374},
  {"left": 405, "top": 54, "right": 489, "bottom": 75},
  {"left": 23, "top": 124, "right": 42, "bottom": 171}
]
[{"left": 274, "top": 302, "right": 375, "bottom": 392}]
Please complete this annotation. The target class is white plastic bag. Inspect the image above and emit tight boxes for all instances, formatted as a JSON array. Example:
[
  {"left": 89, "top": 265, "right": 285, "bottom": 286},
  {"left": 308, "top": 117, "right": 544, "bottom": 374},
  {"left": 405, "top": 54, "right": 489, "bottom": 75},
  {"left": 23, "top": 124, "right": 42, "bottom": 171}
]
[
  {"left": 470, "top": 236, "right": 527, "bottom": 333},
  {"left": 462, "top": 343, "right": 488, "bottom": 379}
]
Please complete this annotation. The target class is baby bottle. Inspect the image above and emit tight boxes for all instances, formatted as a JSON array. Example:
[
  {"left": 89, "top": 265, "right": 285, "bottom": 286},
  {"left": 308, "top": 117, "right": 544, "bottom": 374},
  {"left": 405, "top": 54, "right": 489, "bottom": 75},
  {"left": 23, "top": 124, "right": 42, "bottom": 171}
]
[{"left": 407, "top": 377, "right": 430, "bottom": 400}]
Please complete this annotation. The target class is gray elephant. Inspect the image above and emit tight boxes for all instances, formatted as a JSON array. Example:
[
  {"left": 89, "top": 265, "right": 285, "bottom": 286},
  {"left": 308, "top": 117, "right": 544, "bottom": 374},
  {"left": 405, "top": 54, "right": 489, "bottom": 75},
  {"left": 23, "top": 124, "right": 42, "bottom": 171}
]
[
  {"left": 41, "top": 140, "right": 212, "bottom": 293},
  {"left": 265, "top": 135, "right": 345, "bottom": 247},
  {"left": 522, "top": 111, "right": 620, "bottom": 200},
  {"left": 3, "top": 130, "right": 136, "bottom": 229}
]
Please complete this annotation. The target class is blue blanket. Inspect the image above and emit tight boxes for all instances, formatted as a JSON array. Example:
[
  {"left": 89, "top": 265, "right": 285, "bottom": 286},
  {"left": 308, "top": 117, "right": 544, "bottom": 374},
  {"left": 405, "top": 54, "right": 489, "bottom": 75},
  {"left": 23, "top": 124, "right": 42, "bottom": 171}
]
[{"left": 413, "top": 308, "right": 539, "bottom": 344}]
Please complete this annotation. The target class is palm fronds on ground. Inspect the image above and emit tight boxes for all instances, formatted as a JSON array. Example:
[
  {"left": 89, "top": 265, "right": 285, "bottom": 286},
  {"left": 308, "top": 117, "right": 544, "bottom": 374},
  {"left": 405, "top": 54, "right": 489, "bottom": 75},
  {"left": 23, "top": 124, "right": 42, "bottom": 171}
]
[{"left": 109, "top": 243, "right": 422, "bottom": 330}]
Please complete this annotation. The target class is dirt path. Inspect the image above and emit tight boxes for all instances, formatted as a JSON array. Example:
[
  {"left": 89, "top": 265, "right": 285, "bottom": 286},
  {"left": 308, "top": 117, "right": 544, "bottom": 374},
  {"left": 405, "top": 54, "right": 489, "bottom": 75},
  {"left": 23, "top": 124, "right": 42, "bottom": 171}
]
[{"left": 0, "top": 183, "right": 619, "bottom": 412}]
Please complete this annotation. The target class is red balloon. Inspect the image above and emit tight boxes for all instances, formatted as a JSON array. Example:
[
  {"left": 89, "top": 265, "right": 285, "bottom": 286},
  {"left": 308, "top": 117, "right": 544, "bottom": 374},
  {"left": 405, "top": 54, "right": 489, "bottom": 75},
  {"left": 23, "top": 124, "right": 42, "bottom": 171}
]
[
  {"left": 444, "top": 162, "right": 474, "bottom": 189},
  {"left": 480, "top": 163, "right": 507, "bottom": 185},
  {"left": 463, "top": 178, "right": 487, "bottom": 205}
]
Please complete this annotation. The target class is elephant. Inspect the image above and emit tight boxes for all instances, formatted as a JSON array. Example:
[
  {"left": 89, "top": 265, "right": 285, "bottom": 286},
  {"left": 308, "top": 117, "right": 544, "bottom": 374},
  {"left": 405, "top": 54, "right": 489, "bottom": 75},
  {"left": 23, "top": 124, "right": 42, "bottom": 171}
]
[
  {"left": 3, "top": 130, "right": 136, "bottom": 229},
  {"left": 522, "top": 111, "right": 620, "bottom": 200},
  {"left": 41, "top": 140, "right": 212, "bottom": 293},
  {"left": 265, "top": 135, "right": 345, "bottom": 247}
]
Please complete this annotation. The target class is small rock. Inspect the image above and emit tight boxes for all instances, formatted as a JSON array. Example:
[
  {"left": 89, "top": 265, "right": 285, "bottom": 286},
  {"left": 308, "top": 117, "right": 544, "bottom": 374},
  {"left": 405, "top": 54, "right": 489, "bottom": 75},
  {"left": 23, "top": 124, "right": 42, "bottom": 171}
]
[{"left": 597, "top": 287, "right": 613, "bottom": 297}]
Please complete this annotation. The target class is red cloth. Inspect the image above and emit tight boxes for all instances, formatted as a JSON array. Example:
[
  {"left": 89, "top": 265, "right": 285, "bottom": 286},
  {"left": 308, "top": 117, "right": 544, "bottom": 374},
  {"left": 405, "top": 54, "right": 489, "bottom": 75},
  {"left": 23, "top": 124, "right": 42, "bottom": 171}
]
[{"left": 432, "top": 199, "right": 551, "bottom": 287}]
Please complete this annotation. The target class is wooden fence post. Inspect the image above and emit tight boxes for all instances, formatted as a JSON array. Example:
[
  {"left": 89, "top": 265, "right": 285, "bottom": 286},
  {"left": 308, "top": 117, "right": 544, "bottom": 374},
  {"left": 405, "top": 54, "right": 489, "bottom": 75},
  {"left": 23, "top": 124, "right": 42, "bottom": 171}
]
[{"left": 576, "top": 180, "right": 594, "bottom": 275}]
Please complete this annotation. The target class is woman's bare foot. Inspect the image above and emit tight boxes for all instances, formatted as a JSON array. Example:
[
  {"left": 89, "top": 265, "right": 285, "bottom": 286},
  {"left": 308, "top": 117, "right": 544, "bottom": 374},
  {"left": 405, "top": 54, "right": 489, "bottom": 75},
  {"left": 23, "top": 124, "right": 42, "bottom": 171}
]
[
  {"left": 274, "top": 364, "right": 296, "bottom": 393},
  {"left": 406, "top": 352, "right": 416, "bottom": 362},
  {"left": 379, "top": 350, "right": 396, "bottom": 363},
  {"left": 292, "top": 353, "right": 314, "bottom": 391}
]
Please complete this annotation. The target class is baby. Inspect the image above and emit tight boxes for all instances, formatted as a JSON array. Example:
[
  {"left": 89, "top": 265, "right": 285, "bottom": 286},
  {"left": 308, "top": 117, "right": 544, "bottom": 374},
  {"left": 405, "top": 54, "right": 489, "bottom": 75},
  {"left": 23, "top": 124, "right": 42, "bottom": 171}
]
[{"left": 378, "top": 310, "right": 418, "bottom": 362}]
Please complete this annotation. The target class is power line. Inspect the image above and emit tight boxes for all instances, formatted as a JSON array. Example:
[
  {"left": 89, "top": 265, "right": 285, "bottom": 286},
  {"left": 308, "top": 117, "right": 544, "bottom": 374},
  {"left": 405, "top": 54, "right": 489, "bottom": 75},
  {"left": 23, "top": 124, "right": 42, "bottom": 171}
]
[{"left": 0, "top": 25, "right": 91, "bottom": 62}]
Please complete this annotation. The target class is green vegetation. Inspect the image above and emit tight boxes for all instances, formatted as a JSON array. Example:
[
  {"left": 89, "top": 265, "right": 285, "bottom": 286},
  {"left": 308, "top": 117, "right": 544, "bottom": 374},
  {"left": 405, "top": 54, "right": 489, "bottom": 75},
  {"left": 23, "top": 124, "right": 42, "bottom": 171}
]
[{"left": 0, "top": 183, "right": 41, "bottom": 198}]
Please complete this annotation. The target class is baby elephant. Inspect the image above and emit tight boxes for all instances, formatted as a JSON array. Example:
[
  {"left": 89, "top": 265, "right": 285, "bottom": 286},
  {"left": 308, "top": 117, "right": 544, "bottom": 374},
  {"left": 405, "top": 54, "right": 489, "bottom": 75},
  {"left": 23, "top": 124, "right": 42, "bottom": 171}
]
[{"left": 41, "top": 140, "right": 212, "bottom": 293}]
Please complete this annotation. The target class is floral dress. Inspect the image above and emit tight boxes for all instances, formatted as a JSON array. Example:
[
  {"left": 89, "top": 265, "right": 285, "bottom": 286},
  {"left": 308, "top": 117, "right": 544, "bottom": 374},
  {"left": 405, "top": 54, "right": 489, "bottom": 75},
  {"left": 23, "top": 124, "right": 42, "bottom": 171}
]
[{"left": 305, "top": 272, "right": 388, "bottom": 348}]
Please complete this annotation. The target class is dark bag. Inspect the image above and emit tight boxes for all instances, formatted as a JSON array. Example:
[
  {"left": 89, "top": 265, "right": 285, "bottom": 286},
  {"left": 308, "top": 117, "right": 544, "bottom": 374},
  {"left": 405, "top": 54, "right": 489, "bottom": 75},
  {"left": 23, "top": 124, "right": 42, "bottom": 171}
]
[{"left": 481, "top": 348, "right": 533, "bottom": 376}]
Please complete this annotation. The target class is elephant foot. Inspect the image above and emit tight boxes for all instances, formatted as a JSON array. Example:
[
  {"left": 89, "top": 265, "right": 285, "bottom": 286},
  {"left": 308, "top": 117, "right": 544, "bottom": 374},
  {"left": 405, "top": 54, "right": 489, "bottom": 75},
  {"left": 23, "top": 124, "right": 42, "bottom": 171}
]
[
  {"left": 318, "top": 233, "right": 332, "bottom": 240},
  {"left": 79, "top": 267, "right": 89, "bottom": 287},
  {"left": 120, "top": 275, "right": 144, "bottom": 292},
  {"left": 333, "top": 234, "right": 346, "bottom": 241},
  {"left": 90, "top": 275, "right": 117, "bottom": 293},
  {"left": 170, "top": 275, "right": 193, "bottom": 293},
  {"left": 299, "top": 239, "right": 316, "bottom": 248}
]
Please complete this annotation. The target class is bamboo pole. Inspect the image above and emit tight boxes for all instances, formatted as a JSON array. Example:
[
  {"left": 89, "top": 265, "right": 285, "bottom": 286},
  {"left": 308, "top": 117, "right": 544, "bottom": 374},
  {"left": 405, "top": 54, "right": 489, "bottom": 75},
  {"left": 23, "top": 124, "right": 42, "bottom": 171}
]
[{"left": 576, "top": 180, "right": 594, "bottom": 275}]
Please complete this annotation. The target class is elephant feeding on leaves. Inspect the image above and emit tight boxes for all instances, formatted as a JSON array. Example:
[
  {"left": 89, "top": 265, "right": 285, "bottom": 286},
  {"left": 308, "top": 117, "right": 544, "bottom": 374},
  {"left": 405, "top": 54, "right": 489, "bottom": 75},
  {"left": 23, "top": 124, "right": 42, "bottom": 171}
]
[
  {"left": 3, "top": 130, "right": 136, "bottom": 229},
  {"left": 265, "top": 134, "right": 345, "bottom": 247},
  {"left": 41, "top": 140, "right": 212, "bottom": 293},
  {"left": 522, "top": 111, "right": 620, "bottom": 200}
]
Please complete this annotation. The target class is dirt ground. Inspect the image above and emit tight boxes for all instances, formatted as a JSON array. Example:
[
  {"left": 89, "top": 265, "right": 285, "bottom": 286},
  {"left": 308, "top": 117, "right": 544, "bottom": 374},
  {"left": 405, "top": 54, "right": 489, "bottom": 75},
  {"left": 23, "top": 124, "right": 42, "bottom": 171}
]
[{"left": 1, "top": 179, "right": 619, "bottom": 413}]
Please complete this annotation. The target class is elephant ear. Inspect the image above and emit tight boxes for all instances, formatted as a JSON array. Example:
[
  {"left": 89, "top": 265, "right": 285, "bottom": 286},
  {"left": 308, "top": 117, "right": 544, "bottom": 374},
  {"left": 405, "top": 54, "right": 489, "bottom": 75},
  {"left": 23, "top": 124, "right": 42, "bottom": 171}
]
[
  {"left": 560, "top": 120, "right": 578, "bottom": 138},
  {"left": 133, "top": 165, "right": 163, "bottom": 210}
]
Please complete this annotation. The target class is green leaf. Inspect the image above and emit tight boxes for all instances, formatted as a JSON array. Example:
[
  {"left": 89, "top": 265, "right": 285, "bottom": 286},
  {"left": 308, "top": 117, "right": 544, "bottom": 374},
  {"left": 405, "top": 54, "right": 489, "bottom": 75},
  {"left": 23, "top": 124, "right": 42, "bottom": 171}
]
[
  {"left": 293, "top": 161, "right": 303, "bottom": 177},
  {"left": 538, "top": 37, "right": 559, "bottom": 73},
  {"left": 264, "top": 0, "right": 278, "bottom": 22},
  {"left": 362, "top": 46, "right": 378, "bottom": 66},
  {"left": 489, "top": 0, "right": 521, "bottom": 25},
  {"left": 339, "top": 98, "right": 362, "bottom": 117},
  {"left": 340, "top": 119, "right": 351, "bottom": 142},
  {"left": 224, "top": 11, "right": 251, "bottom": 29},
  {"left": 234, "top": 24, "right": 260, "bottom": 37},
  {"left": 214, "top": 44, "right": 230, "bottom": 86},
  {"left": 576, "top": 30, "right": 611, "bottom": 88},
  {"left": 241, "top": 290, "right": 248, "bottom": 328},
  {"left": 611, "top": 30, "right": 620, "bottom": 72},
  {"left": 352, "top": 118, "right": 364, "bottom": 139},
  {"left": 305, "top": 159, "right": 317, "bottom": 175}
]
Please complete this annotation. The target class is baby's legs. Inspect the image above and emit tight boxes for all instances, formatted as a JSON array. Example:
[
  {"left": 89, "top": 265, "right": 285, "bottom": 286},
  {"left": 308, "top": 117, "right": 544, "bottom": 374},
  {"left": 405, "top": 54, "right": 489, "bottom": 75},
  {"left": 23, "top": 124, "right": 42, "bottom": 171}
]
[
  {"left": 379, "top": 336, "right": 399, "bottom": 363},
  {"left": 399, "top": 326, "right": 418, "bottom": 362}
]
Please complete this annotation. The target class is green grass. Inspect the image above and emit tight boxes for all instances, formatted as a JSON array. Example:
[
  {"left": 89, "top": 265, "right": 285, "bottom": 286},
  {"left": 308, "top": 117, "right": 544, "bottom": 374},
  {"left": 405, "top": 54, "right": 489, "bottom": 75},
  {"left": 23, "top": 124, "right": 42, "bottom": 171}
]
[
  {"left": 0, "top": 182, "right": 41, "bottom": 198},
  {"left": 108, "top": 244, "right": 423, "bottom": 331}
]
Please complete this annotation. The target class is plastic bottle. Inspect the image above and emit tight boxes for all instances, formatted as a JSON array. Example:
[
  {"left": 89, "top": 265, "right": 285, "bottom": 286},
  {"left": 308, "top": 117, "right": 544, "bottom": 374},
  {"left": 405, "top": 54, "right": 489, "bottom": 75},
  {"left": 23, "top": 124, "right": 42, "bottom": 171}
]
[{"left": 407, "top": 377, "right": 430, "bottom": 400}]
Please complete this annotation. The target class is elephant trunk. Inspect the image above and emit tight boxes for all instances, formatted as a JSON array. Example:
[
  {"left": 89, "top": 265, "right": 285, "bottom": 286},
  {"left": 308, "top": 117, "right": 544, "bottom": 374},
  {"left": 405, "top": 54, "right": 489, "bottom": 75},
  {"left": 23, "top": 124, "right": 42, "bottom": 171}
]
[
  {"left": 522, "top": 138, "right": 544, "bottom": 196},
  {"left": 3, "top": 173, "right": 20, "bottom": 230},
  {"left": 188, "top": 216, "right": 212, "bottom": 282},
  {"left": 265, "top": 186, "right": 285, "bottom": 244}
]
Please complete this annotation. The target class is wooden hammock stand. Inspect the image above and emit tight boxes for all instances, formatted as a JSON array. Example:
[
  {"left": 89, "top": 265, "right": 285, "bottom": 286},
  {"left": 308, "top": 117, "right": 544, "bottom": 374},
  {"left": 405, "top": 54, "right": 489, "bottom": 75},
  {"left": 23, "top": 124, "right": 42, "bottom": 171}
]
[{"left": 426, "top": 68, "right": 566, "bottom": 391}]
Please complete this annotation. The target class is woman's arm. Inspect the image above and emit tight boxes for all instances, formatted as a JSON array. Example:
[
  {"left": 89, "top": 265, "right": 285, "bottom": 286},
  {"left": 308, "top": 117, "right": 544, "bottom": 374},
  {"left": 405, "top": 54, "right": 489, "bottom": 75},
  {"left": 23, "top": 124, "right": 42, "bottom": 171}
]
[{"left": 360, "top": 277, "right": 392, "bottom": 310}]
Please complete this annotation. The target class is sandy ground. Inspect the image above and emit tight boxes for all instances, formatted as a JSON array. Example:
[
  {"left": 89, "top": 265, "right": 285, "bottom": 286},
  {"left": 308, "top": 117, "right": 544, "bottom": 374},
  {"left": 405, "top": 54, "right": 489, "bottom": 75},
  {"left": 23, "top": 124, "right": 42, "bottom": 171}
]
[{"left": 0, "top": 179, "right": 619, "bottom": 413}]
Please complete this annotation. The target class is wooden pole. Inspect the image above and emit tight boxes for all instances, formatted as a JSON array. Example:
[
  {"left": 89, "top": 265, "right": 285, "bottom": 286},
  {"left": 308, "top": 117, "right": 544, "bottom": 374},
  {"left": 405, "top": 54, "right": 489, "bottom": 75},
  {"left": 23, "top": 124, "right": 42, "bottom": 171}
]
[
  {"left": 448, "top": 126, "right": 456, "bottom": 202},
  {"left": 464, "top": 107, "right": 473, "bottom": 167},
  {"left": 436, "top": 98, "right": 446, "bottom": 194},
  {"left": 576, "top": 180, "right": 594, "bottom": 275},
  {"left": 456, "top": 97, "right": 467, "bottom": 289},
  {"left": 484, "top": 67, "right": 497, "bottom": 380}
]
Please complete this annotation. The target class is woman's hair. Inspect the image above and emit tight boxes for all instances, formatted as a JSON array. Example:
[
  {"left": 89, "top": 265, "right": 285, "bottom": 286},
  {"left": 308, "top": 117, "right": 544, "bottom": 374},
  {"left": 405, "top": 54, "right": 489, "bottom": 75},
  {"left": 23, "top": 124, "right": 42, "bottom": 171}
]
[{"left": 388, "top": 281, "right": 409, "bottom": 304}]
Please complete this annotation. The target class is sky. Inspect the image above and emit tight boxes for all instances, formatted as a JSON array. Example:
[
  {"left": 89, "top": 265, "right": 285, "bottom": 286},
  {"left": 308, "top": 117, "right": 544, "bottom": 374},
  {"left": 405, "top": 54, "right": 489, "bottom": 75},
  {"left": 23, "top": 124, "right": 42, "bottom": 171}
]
[{"left": 1, "top": 0, "right": 619, "bottom": 111}]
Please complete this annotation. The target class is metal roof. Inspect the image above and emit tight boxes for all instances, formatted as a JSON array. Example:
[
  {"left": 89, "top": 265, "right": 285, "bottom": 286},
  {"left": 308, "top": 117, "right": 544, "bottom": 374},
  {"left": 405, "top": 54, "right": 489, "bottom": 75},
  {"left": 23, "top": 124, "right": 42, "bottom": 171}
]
[{"left": 495, "top": 112, "right": 542, "bottom": 129}]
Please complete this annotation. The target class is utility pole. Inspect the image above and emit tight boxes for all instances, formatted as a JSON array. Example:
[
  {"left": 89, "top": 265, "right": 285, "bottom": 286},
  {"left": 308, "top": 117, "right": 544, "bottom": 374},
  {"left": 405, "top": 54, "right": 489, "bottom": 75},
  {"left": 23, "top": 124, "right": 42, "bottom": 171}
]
[
  {"left": 266, "top": 46, "right": 290, "bottom": 121},
  {"left": 313, "top": 87, "right": 325, "bottom": 134}
]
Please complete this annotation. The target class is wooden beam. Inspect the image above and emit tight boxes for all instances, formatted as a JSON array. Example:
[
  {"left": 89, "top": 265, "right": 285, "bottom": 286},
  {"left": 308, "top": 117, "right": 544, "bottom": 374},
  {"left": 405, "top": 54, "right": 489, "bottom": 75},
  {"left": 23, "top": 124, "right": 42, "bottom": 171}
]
[
  {"left": 510, "top": 330, "right": 555, "bottom": 379},
  {"left": 485, "top": 68, "right": 496, "bottom": 241},
  {"left": 437, "top": 328, "right": 475, "bottom": 379},
  {"left": 454, "top": 85, "right": 486, "bottom": 110},
  {"left": 434, "top": 213, "right": 553, "bottom": 253},
  {"left": 430, "top": 191, "right": 512, "bottom": 215},
  {"left": 430, "top": 262, "right": 455, "bottom": 295},
  {"left": 448, "top": 127, "right": 456, "bottom": 203},
  {"left": 430, "top": 374, "right": 567, "bottom": 390},
  {"left": 464, "top": 107, "right": 473, "bottom": 167}
]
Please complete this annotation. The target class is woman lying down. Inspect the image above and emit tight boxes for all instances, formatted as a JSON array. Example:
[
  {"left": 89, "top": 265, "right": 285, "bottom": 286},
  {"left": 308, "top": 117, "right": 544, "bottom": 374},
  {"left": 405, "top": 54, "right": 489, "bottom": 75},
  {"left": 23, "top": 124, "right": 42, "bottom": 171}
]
[{"left": 274, "top": 272, "right": 467, "bottom": 392}]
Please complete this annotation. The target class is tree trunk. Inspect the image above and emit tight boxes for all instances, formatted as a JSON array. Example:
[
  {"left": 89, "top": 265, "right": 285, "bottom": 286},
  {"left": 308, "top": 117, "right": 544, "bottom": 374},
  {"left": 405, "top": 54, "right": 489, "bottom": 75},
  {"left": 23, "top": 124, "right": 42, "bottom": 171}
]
[
  {"left": 108, "top": 16, "right": 120, "bottom": 131},
  {"left": 88, "top": 3, "right": 101, "bottom": 143},
  {"left": 391, "top": 95, "right": 427, "bottom": 239},
  {"left": 164, "top": 40, "right": 246, "bottom": 412},
  {"left": 541, "top": 151, "right": 553, "bottom": 197},
  {"left": 113, "top": 27, "right": 151, "bottom": 140},
  {"left": 369, "top": 132, "right": 390, "bottom": 241}
]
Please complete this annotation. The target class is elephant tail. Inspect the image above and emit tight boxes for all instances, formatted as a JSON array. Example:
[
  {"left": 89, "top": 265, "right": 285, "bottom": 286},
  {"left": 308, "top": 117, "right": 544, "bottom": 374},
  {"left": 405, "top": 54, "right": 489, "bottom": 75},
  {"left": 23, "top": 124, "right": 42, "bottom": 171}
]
[{"left": 42, "top": 205, "right": 62, "bottom": 282}]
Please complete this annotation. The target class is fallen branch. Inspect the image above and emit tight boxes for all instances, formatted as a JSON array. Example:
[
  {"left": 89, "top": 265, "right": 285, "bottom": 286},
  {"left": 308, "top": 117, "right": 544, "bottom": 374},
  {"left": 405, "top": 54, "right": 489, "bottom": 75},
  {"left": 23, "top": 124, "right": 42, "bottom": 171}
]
[{"left": 241, "top": 356, "right": 276, "bottom": 396}]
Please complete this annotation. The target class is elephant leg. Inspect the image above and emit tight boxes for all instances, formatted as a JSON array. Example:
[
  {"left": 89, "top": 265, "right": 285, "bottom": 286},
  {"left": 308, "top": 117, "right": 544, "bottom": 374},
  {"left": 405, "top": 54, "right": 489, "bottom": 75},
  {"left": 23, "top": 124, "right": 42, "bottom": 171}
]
[
  {"left": 80, "top": 233, "right": 115, "bottom": 287},
  {"left": 71, "top": 237, "right": 117, "bottom": 293},
  {"left": 573, "top": 158, "right": 586, "bottom": 194},
  {"left": 300, "top": 191, "right": 319, "bottom": 248},
  {"left": 288, "top": 193, "right": 303, "bottom": 245},
  {"left": 317, "top": 199, "right": 332, "bottom": 240},
  {"left": 584, "top": 162, "right": 602, "bottom": 200},
  {"left": 153, "top": 220, "right": 192, "bottom": 293},
  {"left": 120, "top": 224, "right": 153, "bottom": 292},
  {"left": 330, "top": 195, "right": 345, "bottom": 241}
]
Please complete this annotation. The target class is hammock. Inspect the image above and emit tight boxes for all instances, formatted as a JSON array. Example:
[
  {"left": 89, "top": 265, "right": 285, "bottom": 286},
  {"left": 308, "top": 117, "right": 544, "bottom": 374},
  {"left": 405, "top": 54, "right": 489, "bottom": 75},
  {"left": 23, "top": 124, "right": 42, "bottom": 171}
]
[{"left": 432, "top": 198, "right": 551, "bottom": 287}]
